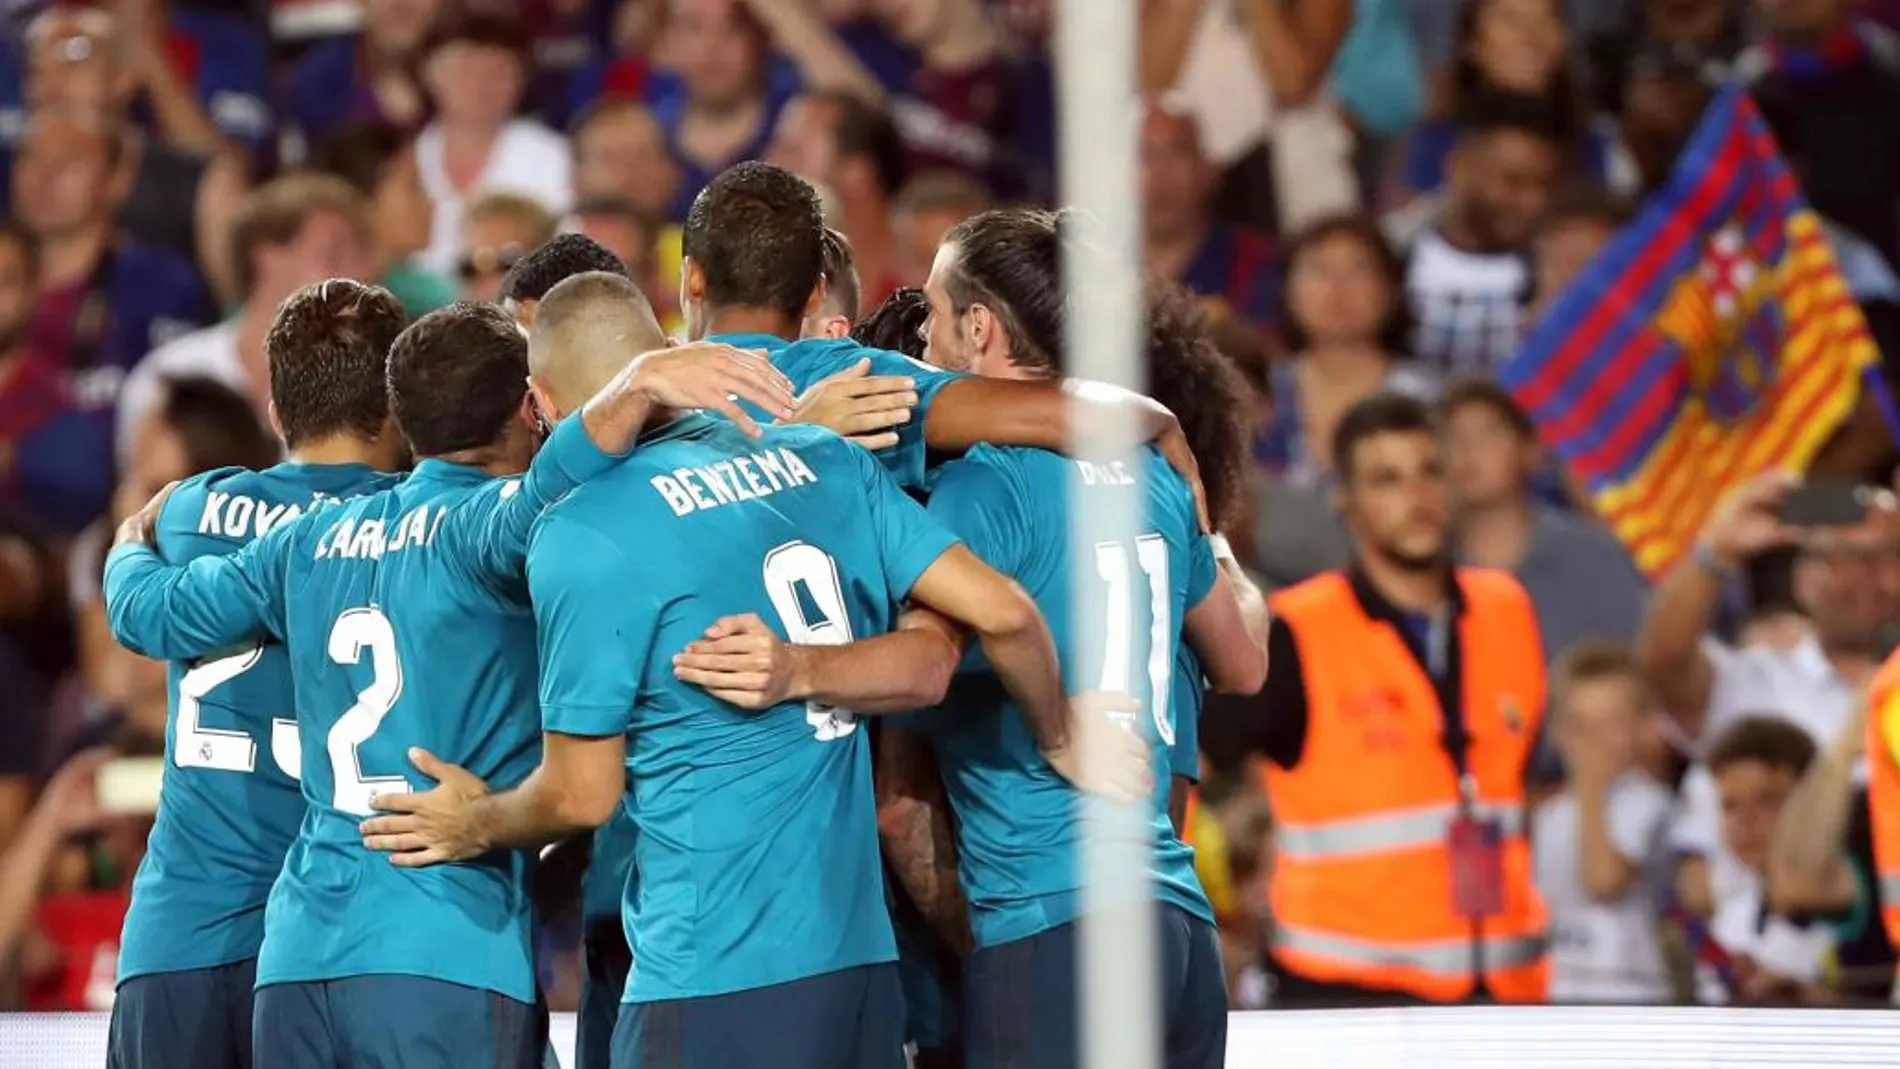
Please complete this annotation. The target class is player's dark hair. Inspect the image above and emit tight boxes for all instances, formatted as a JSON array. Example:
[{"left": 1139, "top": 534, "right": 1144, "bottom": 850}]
[
  {"left": 266, "top": 279, "right": 406, "bottom": 450},
  {"left": 1441, "top": 376, "right": 1536, "bottom": 442},
  {"left": 1332, "top": 391, "right": 1437, "bottom": 483},
  {"left": 500, "top": 233, "right": 630, "bottom": 305},
  {"left": 806, "top": 88, "right": 908, "bottom": 197},
  {"left": 1145, "top": 280, "right": 1256, "bottom": 531},
  {"left": 1707, "top": 715, "right": 1817, "bottom": 779},
  {"left": 308, "top": 121, "right": 411, "bottom": 197},
  {"left": 386, "top": 302, "right": 528, "bottom": 458},
  {"left": 939, "top": 207, "right": 1073, "bottom": 374},
  {"left": 1276, "top": 211, "right": 1413, "bottom": 356},
  {"left": 156, "top": 375, "right": 280, "bottom": 473},
  {"left": 850, "top": 286, "right": 928, "bottom": 360},
  {"left": 820, "top": 226, "right": 861, "bottom": 320},
  {"left": 682, "top": 161, "right": 825, "bottom": 319}
]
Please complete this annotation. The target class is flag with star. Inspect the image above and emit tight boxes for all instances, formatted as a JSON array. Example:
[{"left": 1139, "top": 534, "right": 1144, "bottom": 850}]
[{"left": 1500, "top": 85, "right": 1879, "bottom": 577}]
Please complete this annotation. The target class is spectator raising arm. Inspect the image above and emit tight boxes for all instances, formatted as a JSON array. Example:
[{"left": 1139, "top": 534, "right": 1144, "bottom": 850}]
[
  {"left": 1138, "top": 0, "right": 1208, "bottom": 95},
  {"left": 738, "top": 0, "right": 885, "bottom": 103},
  {"left": 1235, "top": 0, "right": 1355, "bottom": 108},
  {"left": 1766, "top": 698, "right": 1867, "bottom": 915},
  {"left": 0, "top": 751, "right": 112, "bottom": 966}
]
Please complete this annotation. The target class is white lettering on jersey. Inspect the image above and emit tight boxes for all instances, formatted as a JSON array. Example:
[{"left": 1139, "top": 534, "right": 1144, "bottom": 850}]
[
  {"left": 314, "top": 506, "right": 441, "bottom": 560},
  {"left": 1076, "top": 460, "right": 1135, "bottom": 487},
  {"left": 652, "top": 447, "right": 820, "bottom": 517},
  {"left": 196, "top": 492, "right": 305, "bottom": 541}
]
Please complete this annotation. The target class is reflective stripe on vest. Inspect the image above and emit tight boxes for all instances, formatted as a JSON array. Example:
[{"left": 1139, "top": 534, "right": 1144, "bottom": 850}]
[
  {"left": 1274, "top": 801, "right": 1525, "bottom": 861},
  {"left": 1276, "top": 922, "right": 1548, "bottom": 976},
  {"left": 1882, "top": 872, "right": 1900, "bottom": 909}
]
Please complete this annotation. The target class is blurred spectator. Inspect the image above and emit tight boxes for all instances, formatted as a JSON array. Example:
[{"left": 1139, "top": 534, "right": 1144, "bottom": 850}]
[
  {"left": 769, "top": 88, "right": 906, "bottom": 307},
  {"left": 10, "top": 3, "right": 268, "bottom": 158},
  {"left": 890, "top": 169, "right": 992, "bottom": 286},
  {"left": 116, "top": 173, "right": 373, "bottom": 455},
  {"left": 0, "top": 749, "right": 115, "bottom": 1007},
  {"left": 1586, "top": 0, "right": 1746, "bottom": 123},
  {"left": 1745, "top": 0, "right": 1900, "bottom": 272},
  {"left": 1697, "top": 716, "right": 1831, "bottom": 1005},
  {"left": 1529, "top": 187, "right": 1632, "bottom": 320},
  {"left": 653, "top": 0, "right": 793, "bottom": 223},
  {"left": 415, "top": 9, "right": 572, "bottom": 275},
  {"left": 751, "top": 0, "right": 1021, "bottom": 195},
  {"left": 1767, "top": 696, "right": 1897, "bottom": 1003},
  {"left": 1639, "top": 476, "right": 1895, "bottom": 922},
  {"left": 7, "top": 6, "right": 248, "bottom": 303},
  {"left": 1257, "top": 214, "right": 1433, "bottom": 489},
  {"left": 0, "top": 218, "right": 116, "bottom": 533},
  {"left": 14, "top": 108, "right": 210, "bottom": 430},
  {"left": 1201, "top": 392, "right": 1551, "bottom": 1006},
  {"left": 457, "top": 190, "right": 558, "bottom": 302},
  {"left": 0, "top": 506, "right": 70, "bottom": 852},
  {"left": 1405, "top": 0, "right": 1601, "bottom": 196},
  {"left": 1443, "top": 379, "right": 1648, "bottom": 659},
  {"left": 309, "top": 121, "right": 458, "bottom": 318},
  {"left": 283, "top": 0, "right": 442, "bottom": 149},
  {"left": 1138, "top": 98, "right": 1277, "bottom": 332},
  {"left": 1387, "top": 92, "right": 1560, "bottom": 378},
  {"left": 569, "top": 196, "right": 657, "bottom": 293},
  {"left": 1534, "top": 643, "right": 1675, "bottom": 1003},
  {"left": 571, "top": 98, "right": 682, "bottom": 226}
]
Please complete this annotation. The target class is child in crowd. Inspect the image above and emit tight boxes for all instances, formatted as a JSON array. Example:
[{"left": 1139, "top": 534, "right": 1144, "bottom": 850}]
[{"left": 1533, "top": 642, "right": 1677, "bottom": 1003}]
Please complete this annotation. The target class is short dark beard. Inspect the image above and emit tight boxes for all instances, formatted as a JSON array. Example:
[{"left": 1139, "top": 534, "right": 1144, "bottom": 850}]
[{"left": 1382, "top": 545, "right": 1448, "bottom": 575}]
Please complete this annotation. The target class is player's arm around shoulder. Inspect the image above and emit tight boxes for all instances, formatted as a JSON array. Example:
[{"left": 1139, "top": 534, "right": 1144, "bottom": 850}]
[
  {"left": 1185, "top": 533, "right": 1269, "bottom": 696},
  {"left": 103, "top": 475, "right": 301, "bottom": 660}
]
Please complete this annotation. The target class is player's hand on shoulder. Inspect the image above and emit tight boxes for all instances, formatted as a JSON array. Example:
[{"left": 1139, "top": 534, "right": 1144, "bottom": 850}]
[
  {"left": 598, "top": 342, "right": 797, "bottom": 441},
  {"left": 360, "top": 748, "right": 492, "bottom": 867},
  {"left": 112, "top": 480, "right": 180, "bottom": 551},
  {"left": 1045, "top": 691, "right": 1155, "bottom": 803},
  {"left": 672, "top": 613, "right": 806, "bottom": 710},
  {"left": 787, "top": 357, "right": 917, "bottom": 452}
]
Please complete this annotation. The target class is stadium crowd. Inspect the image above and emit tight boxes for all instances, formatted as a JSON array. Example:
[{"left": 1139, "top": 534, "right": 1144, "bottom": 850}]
[{"left": 3, "top": 0, "right": 1900, "bottom": 1045}]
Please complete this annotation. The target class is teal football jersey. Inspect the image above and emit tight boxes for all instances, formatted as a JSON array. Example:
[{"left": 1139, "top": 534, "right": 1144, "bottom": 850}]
[
  {"left": 709, "top": 332, "right": 964, "bottom": 491},
  {"left": 102, "top": 416, "right": 616, "bottom": 1003},
  {"left": 117, "top": 461, "right": 396, "bottom": 985},
  {"left": 527, "top": 413, "right": 960, "bottom": 1003},
  {"left": 922, "top": 444, "right": 1218, "bottom": 947}
]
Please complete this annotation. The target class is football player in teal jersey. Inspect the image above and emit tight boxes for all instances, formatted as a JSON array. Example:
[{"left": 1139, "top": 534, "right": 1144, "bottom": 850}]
[
  {"left": 898, "top": 208, "right": 1268, "bottom": 1069},
  {"left": 353, "top": 273, "right": 1150, "bottom": 1069},
  {"left": 102, "top": 302, "right": 796, "bottom": 1069},
  {"left": 106, "top": 280, "right": 408, "bottom": 1069}
]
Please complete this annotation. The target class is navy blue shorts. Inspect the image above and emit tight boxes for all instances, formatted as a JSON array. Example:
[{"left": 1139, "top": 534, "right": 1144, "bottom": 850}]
[
  {"left": 108, "top": 957, "right": 257, "bottom": 1069},
  {"left": 610, "top": 963, "right": 904, "bottom": 1069},
  {"left": 964, "top": 905, "right": 1228, "bottom": 1069},
  {"left": 577, "top": 917, "right": 633, "bottom": 1069},
  {"left": 252, "top": 976, "right": 545, "bottom": 1069}
]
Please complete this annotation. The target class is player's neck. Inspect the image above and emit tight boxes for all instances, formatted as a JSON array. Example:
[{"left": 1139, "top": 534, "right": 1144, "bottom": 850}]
[
  {"left": 291, "top": 434, "right": 401, "bottom": 471},
  {"left": 703, "top": 307, "right": 801, "bottom": 341}
]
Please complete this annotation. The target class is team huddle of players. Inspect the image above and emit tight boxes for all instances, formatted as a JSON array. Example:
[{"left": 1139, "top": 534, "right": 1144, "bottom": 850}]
[{"left": 96, "top": 161, "right": 1268, "bottom": 1069}]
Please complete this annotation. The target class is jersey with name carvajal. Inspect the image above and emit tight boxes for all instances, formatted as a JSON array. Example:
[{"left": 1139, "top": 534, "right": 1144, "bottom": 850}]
[
  {"left": 102, "top": 417, "right": 616, "bottom": 1003},
  {"left": 529, "top": 414, "right": 960, "bottom": 1003},
  {"left": 117, "top": 461, "right": 397, "bottom": 986},
  {"left": 922, "top": 444, "right": 1217, "bottom": 947}
]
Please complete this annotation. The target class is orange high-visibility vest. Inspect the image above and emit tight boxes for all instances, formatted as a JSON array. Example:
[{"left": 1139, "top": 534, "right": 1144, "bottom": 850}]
[
  {"left": 1864, "top": 649, "right": 1900, "bottom": 954},
  {"left": 1263, "top": 568, "right": 1550, "bottom": 1003}
]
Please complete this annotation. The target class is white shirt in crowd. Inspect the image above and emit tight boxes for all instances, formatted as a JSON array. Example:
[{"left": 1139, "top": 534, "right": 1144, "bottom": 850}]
[
  {"left": 1669, "top": 634, "right": 1864, "bottom": 912},
  {"left": 1695, "top": 880, "right": 1836, "bottom": 1004},
  {"left": 1395, "top": 228, "right": 1529, "bottom": 379},
  {"left": 416, "top": 118, "right": 573, "bottom": 275},
  {"left": 114, "top": 321, "right": 251, "bottom": 464},
  {"left": 1533, "top": 772, "right": 1677, "bottom": 1003}
]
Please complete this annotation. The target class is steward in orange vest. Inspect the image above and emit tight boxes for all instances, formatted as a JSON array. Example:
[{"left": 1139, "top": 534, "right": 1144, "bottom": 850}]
[{"left": 1865, "top": 649, "right": 1900, "bottom": 959}]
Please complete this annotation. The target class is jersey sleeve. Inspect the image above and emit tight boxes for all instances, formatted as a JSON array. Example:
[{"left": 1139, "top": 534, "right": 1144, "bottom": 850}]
[
  {"left": 462, "top": 413, "right": 622, "bottom": 585},
  {"left": 855, "top": 346, "right": 964, "bottom": 491},
  {"left": 848, "top": 444, "right": 959, "bottom": 601},
  {"left": 528, "top": 506, "right": 656, "bottom": 738},
  {"left": 923, "top": 455, "right": 1031, "bottom": 579},
  {"left": 102, "top": 520, "right": 294, "bottom": 661}
]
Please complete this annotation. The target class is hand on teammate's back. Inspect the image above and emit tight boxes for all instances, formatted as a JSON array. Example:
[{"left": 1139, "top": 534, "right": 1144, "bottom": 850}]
[
  {"left": 581, "top": 342, "right": 798, "bottom": 448},
  {"left": 359, "top": 749, "right": 492, "bottom": 867},
  {"left": 112, "top": 480, "right": 180, "bottom": 550},
  {"left": 787, "top": 358, "right": 918, "bottom": 452},
  {"left": 1045, "top": 691, "right": 1156, "bottom": 802},
  {"left": 672, "top": 613, "right": 804, "bottom": 709}
]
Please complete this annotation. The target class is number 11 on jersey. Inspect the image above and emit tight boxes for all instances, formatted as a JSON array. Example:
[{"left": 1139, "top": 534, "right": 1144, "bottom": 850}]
[{"left": 1093, "top": 535, "right": 1174, "bottom": 745}]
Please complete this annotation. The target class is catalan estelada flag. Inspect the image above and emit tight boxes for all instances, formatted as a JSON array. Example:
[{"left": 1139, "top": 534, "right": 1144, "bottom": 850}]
[{"left": 1499, "top": 86, "right": 1878, "bottom": 577}]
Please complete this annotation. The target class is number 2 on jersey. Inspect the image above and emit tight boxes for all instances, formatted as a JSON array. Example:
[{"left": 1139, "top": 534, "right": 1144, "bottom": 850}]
[
  {"left": 762, "top": 540, "right": 858, "bottom": 740},
  {"left": 1093, "top": 535, "right": 1174, "bottom": 745},
  {"left": 327, "top": 607, "right": 409, "bottom": 816}
]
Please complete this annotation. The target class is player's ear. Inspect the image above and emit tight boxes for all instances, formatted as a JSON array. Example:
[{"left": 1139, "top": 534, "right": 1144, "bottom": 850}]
[
  {"left": 525, "top": 376, "right": 561, "bottom": 424},
  {"left": 681, "top": 257, "right": 707, "bottom": 304},
  {"left": 266, "top": 400, "right": 285, "bottom": 446}
]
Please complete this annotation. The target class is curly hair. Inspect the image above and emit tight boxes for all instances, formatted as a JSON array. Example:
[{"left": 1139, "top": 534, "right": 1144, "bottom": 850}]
[
  {"left": 850, "top": 286, "right": 928, "bottom": 360},
  {"left": 1144, "top": 281, "right": 1256, "bottom": 531}
]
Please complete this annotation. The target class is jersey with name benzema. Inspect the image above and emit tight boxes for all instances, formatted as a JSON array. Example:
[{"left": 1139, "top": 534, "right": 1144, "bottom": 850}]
[
  {"left": 528, "top": 414, "right": 959, "bottom": 1003},
  {"left": 117, "top": 461, "right": 396, "bottom": 986},
  {"left": 102, "top": 417, "right": 614, "bottom": 1002},
  {"left": 922, "top": 444, "right": 1218, "bottom": 947}
]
